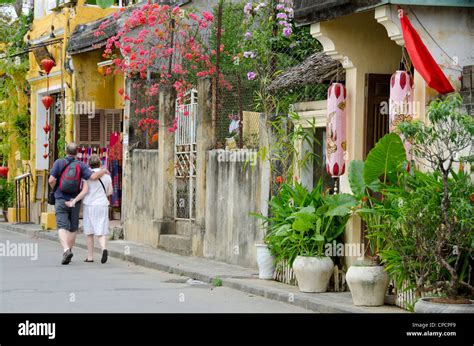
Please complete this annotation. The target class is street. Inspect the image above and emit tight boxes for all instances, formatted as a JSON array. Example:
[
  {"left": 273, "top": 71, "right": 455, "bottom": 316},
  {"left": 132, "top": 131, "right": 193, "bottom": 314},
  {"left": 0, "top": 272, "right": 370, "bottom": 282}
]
[{"left": 0, "top": 229, "right": 309, "bottom": 313}]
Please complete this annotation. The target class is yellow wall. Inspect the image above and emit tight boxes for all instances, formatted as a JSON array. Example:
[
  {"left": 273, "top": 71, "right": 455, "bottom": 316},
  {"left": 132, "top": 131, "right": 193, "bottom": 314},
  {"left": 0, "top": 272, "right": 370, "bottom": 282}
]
[
  {"left": 27, "top": 2, "right": 122, "bottom": 206},
  {"left": 73, "top": 50, "right": 122, "bottom": 110}
]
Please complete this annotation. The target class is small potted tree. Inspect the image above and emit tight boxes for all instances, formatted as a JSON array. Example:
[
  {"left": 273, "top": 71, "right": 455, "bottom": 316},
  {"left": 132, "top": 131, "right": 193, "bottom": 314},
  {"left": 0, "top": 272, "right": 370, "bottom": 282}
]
[{"left": 395, "top": 93, "right": 473, "bottom": 312}]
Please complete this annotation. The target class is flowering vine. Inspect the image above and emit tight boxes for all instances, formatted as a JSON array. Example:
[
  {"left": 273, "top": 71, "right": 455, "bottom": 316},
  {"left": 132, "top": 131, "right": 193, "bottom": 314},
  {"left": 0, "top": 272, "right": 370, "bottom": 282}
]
[{"left": 96, "top": 4, "right": 220, "bottom": 133}]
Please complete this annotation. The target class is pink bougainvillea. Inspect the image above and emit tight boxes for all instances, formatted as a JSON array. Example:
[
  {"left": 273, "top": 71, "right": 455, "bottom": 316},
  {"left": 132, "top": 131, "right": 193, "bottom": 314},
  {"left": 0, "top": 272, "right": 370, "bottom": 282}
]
[{"left": 97, "top": 3, "right": 222, "bottom": 132}]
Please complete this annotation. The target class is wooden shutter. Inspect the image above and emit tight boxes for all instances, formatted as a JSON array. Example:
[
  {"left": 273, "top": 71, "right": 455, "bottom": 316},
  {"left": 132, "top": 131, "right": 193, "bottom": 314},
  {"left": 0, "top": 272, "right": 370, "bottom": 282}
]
[
  {"left": 76, "top": 111, "right": 103, "bottom": 149},
  {"left": 104, "top": 109, "right": 123, "bottom": 145}
]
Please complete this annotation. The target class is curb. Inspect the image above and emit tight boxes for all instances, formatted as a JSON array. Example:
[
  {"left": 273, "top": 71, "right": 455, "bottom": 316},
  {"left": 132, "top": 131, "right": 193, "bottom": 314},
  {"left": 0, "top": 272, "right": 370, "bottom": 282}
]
[{"left": 1, "top": 223, "right": 404, "bottom": 313}]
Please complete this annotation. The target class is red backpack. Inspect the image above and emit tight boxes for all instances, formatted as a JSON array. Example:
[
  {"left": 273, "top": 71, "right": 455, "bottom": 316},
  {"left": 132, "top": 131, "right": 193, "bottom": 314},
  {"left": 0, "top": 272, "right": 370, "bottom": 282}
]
[{"left": 59, "top": 159, "right": 81, "bottom": 194}]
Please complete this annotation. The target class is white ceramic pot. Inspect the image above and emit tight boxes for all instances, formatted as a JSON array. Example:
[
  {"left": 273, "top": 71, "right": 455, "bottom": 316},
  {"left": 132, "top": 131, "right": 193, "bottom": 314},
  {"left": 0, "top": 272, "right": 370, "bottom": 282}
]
[
  {"left": 292, "top": 256, "right": 334, "bottom": 293},
  {"left": 414, "top": 297, "right": 474, "bottom": 313},
  {"left": 255, "top": 244, "right": 275, "bottom": 280},
  {"left": 346, "top": 265, "right": 389, "bottom": 306}
]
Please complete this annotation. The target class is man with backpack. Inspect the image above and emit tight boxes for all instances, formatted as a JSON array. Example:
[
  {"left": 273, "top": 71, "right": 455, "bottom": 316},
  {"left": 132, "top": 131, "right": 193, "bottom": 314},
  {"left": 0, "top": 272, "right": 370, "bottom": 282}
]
[{"left": 48, "top": 143, "right": 109, "bottom": 265}]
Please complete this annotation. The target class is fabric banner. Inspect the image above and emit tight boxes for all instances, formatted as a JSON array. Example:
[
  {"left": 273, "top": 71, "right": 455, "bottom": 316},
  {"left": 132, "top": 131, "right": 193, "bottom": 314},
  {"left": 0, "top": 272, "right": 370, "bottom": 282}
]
[{"left": 399, "top": 9, "right": 454, "bottom": 94}]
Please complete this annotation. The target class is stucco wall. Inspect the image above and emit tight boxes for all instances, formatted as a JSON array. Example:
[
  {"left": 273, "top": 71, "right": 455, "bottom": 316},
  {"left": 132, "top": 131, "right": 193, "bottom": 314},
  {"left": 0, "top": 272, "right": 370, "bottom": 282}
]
[
  {"left": 123, "top": 149, "right": 161, "bottom": 246},
  {"left": 203, "top": 150, "right": 264, "bottom": 269}
]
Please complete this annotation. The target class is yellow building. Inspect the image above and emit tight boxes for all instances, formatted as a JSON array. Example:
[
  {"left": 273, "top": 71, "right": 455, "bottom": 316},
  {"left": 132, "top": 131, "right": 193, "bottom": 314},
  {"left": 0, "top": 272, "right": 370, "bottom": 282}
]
[{"left": 26, "top": 0, "right": 126, "bottom": 223}]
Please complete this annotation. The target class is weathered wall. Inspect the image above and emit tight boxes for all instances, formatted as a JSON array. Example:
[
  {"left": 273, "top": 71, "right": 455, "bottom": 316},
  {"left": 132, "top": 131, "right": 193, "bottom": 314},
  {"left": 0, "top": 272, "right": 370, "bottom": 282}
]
[
  {"left": 204, "top": 150, "right": 264, "bottom": 269},
  {"left": 123, "top": 149, "right": 161, "bottom": 246}
]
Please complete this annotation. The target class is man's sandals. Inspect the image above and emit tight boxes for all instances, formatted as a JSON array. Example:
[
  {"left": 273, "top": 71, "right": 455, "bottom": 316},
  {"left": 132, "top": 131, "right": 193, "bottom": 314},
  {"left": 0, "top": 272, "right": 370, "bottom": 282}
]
[{"left": 61, "top": 249, "right": 73, "bottom": 265}]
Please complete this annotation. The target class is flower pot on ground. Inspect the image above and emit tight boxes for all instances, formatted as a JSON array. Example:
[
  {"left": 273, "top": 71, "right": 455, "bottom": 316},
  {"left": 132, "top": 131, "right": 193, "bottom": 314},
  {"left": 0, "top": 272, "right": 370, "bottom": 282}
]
[
  {"left": 292, "top": 255, "right": 333, "bottom": 293},
  {"left": 346, "top": 259, "right": 389, "bottom": 306},
  {"left": 255, "top": 243, "right": 275, "bottom": 280},
  {"left": 414, "top": 297, "right": 474, "bottom": 313},
  {"left": 253, "top": 180, "right": 357, "bottom": 293}
]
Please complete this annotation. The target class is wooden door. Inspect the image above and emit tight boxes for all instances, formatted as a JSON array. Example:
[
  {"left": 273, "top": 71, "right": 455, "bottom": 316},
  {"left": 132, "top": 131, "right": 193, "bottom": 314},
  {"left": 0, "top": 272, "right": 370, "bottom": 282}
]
[{"left": 364, "top": 74, "right": 391, "bottom": 158}]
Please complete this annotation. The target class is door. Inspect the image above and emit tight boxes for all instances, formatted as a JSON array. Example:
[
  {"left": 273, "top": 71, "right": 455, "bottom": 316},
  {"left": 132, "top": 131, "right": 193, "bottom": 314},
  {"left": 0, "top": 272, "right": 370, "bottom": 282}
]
[
  {"left": 364, "top": 74, "right": 391, "bottom": 158},
  {"left": 49, "top": 93, "right": 62, "bottom": 170}
]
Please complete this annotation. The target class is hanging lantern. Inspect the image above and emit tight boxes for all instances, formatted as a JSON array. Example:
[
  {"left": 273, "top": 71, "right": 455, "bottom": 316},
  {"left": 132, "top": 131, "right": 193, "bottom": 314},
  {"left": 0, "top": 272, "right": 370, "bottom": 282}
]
[
  {"left": 43, "top": 123, "right": 51, "bottom": 134},
  {"left": 43, "top": 153, "right": 48, "bottom": 159},
  {"left": 326, "top": 82, "right": 347, "bottom": 177},
  {"left": 43, "top": 143, "right": 49, "bottom": 148},
  {"left": 389, "top": 70, "right": 414, "bottom": 160},
  {"left": 40, "top": 58, "right": 55, "bottom": 74},
  {"left": 42, "top": 95, "right": 53, "bottom": 110}
]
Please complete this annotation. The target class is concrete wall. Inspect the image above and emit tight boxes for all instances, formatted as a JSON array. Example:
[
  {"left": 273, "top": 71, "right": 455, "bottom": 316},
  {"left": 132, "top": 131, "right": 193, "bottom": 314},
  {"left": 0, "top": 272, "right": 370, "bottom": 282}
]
[
  {"left": 203, "top": 150, "right": 264, "bottom": 269},
  {"left": 123, "top": 149, "right": 161, "bottom": 246}
]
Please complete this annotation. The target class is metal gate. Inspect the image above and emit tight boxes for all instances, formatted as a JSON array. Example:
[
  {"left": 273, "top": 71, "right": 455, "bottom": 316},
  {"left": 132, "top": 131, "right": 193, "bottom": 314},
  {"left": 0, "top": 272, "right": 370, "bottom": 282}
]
[{"left": 174, "top": 89, "right": 198, "bottom": 220}]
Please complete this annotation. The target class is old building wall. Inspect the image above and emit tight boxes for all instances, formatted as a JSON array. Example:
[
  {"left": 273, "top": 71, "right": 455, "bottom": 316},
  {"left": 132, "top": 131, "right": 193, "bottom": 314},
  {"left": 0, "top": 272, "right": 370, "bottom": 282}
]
[
  {"left": 122, "top": 149, "right": 161, "bottom": 246},
  {"left": 203, "top": 150, "right": 264, "bottom": 269}
]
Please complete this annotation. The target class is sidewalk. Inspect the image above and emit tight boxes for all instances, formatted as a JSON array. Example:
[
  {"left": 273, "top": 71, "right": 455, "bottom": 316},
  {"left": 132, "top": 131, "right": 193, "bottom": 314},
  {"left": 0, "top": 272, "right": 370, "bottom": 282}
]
[{"left": 0, "top": 222, "right": 406, "bottom": 313}]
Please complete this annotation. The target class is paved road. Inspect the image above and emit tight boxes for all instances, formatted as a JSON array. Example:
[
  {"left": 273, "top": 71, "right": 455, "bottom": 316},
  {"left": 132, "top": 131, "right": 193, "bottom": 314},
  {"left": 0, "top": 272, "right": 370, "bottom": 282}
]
[{"left": 0, "top": 230, "right": 309, "bottom": 313}]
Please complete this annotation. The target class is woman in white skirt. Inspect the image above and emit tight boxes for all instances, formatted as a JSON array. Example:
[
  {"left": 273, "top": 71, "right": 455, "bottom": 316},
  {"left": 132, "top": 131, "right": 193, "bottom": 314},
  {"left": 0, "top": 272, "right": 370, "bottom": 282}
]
[{"left": 66, "top": 155, "right": 113, "bottom": 263}]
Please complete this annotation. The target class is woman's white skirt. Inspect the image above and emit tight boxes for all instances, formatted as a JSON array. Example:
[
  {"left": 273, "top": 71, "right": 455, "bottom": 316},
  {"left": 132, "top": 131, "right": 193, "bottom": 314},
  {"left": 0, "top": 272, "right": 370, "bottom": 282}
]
[{"left": 83, "top": 205, "right": 109, "bottom": 236}]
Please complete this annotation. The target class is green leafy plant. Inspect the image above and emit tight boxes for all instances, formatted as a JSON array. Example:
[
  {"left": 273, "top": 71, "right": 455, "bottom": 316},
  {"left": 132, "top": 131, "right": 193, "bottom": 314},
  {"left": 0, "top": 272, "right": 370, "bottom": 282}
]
[
  {"left": 349, "top": 94, "right": 474, "bottom": 299},
  {"left": 212, "top": 277, "right": 223, "bottom": 287},
  {"left": 392, "top": 93, "right": 474, "bottom": 298},
  {"left": 0, "top": 177, "right": 14, "bottom": 211},
  {"left": 254, "top": 180, "right": 356, "bottom": 265},
  {"left": 348, "top": 132, "right": 407, "bottom": 263}
]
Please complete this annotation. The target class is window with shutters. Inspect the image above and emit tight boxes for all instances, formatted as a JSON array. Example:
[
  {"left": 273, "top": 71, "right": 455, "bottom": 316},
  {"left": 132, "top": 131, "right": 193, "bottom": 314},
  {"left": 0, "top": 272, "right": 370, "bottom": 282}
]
[{"left": 76, "top": 109, "right": 122, "bottom": 148}]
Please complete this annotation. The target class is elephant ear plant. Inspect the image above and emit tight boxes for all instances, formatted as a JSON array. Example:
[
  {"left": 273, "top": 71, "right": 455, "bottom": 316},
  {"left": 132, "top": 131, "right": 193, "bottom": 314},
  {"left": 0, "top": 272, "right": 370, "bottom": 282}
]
[
  {"left": 345, "top": 133, "right": 407, "bottom": 306},
  {"left": 348, "top": 132, "right": 408, "bottom": 264}
]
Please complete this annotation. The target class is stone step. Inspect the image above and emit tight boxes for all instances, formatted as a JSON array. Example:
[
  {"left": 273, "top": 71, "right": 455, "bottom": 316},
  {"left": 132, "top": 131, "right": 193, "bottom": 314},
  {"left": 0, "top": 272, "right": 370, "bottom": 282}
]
[
  {"left": 159, "top": 234, "right": 192, "bottom": 256},
  {"left": 175, "top": 220, "right": 193, "bottom": 237}
]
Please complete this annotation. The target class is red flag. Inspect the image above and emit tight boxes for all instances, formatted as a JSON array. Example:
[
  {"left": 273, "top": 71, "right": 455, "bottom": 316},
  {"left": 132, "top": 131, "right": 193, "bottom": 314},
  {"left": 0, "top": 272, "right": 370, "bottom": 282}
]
[{"left": 399, "top": 9, "right": 454, "bottom": 94}]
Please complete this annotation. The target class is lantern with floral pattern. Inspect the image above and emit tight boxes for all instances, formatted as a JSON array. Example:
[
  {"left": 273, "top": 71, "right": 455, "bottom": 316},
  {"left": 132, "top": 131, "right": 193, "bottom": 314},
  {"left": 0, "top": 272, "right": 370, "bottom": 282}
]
[
  {"left": 326, "top": 82, "right": 347, "bottom": 177},
  {"left": 389, "top": 70, "right": 414, "bottom": 160}
]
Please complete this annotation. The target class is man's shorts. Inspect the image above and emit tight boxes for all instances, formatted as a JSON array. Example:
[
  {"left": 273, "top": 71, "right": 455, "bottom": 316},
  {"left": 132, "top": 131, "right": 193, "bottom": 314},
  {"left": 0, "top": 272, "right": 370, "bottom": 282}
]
[{"left": 55, "top": 198, "right": 81, "bottom": 232}]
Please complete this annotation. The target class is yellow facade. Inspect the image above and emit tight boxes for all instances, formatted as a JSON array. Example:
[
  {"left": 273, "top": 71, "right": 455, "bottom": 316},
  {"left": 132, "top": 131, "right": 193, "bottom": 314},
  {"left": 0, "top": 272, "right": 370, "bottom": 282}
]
[{"left": 27, "top": 1, "right": 124, "bottom": 220}]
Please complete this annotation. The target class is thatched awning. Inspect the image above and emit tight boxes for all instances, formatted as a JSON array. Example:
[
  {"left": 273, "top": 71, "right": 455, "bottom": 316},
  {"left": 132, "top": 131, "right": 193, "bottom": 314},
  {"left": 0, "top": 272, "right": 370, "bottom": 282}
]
[{"left": 267, "top": 51, "right": 343, "bottom": 92}]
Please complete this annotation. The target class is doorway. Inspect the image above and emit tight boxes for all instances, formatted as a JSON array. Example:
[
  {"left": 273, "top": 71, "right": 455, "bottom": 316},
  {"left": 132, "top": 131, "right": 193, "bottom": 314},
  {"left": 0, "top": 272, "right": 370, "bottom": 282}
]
[{"left": 364, "top": 74, "right": 391, "bottom": 158}]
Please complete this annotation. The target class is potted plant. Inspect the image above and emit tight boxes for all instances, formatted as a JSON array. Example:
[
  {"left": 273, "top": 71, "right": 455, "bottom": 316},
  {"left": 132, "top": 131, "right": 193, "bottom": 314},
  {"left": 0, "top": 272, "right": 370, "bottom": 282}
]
[
  {"left": 0, "top": 177, "right": 14, "bottom": 222},
  {"left": 345, "top": 133, "right": 407, "bottom": 306},
  {"left": 387, "top": 94, "right": 473, "bottom": 313},
  {"left": 257, "top": 180, "right": 356, "bottom": 292}
]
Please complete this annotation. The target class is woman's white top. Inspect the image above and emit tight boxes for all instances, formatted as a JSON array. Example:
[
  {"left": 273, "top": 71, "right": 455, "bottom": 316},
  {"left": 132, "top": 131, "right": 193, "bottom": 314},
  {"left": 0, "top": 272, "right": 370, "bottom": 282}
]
[{"left": 83, "top": 168, "right": 112, "bottom": 206}]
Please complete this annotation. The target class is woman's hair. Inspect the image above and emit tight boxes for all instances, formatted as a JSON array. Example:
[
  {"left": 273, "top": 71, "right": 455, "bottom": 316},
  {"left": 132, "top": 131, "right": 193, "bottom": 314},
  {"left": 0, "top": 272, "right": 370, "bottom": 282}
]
[{"left": 88, "top": 154, "right": 101, "bottom": 169}]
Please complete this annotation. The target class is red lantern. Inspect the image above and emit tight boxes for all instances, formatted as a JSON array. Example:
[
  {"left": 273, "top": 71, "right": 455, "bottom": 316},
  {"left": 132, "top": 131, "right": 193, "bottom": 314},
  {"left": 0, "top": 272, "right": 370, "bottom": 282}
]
[
  {"left": 0, "top": 166, "right": 8, "bottom": 178},
  {"left": 326, "top": 83, "right": 347, "bottom": 177},
  {"left": 43, "top": 153, "right": 48, "bottom": 159},
  {"left": 43, "top": 143, "right": 49, "bottom": 148},
  {"left": 43, "top": 123, "right": 51, "bottom": 134},
  {"left": 42, "top": 95, "right": 53, "bottom": 110},
  {"left": 40, "top": 58, "right": 55, "bottom": 74}
]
